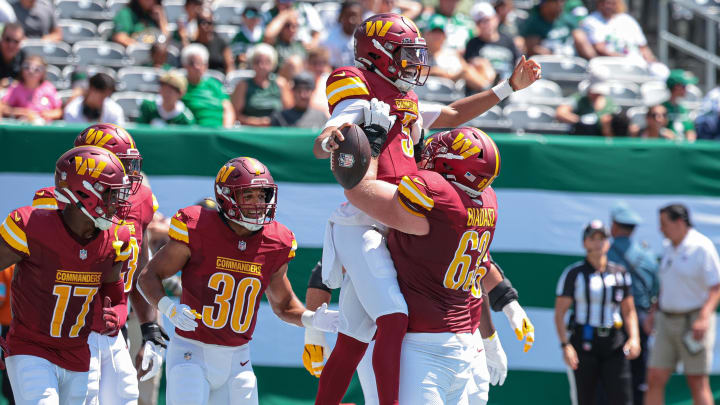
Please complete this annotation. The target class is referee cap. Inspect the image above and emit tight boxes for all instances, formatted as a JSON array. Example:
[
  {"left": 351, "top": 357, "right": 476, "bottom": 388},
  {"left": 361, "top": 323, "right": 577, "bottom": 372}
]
[{"left": 583, "top": 219, "right": 609, "bottom": 240}]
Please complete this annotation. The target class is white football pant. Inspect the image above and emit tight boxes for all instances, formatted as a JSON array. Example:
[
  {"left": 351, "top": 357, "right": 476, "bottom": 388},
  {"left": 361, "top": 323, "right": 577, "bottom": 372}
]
[
  {"left": 165, "top": 335, "right": 257, "bottom": 405},
  {"left": 85, "top": 330, "right": 139, "bottom": 405},
  {"left": 330, "top": 223, "right": 407, "bottom": 343},
  {"left": 463, "top": 330, "right": 489, "bottom": 405},
  {"left": 399, "top": 332, "right": 474, "bottom": 405},
  {"left": 6, "top": 354, "right": 89, "bottom": 405}
]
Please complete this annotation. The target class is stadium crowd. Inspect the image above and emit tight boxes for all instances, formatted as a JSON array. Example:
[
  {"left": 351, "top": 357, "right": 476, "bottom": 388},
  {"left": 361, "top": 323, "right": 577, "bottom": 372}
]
[{"left": 0, "top": 0, "right": 717, "bottom": 138}]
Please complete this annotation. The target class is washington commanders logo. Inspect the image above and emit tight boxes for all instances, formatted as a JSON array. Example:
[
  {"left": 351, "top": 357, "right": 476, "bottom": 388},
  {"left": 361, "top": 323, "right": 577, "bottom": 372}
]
[
  {"left": 74, "top": 157, "right": 106, "bottom": 178},
  {"left": 84, "top": 128, "right": 113, "bottom": 147},
  {"left": 365, "top": 21, "right": 393, "bottom": 37}
]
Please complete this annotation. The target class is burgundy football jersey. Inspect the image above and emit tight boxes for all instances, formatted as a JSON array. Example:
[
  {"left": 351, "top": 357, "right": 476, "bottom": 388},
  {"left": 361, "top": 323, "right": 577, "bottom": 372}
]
[
  {"left": 326, "top": 66, "right": 420, "bottom": 184},
  {"left": 31, "top": 184, "right": 158, "bottom": 331},
  {"left": 0, "top": 206, "right": 132, "bottom": 371},
  {"left": 168, "top": 205, "right": 297, "bottom": 346},
  {"left": 387, "top": 171, "right": 499, "bottom": 334}
]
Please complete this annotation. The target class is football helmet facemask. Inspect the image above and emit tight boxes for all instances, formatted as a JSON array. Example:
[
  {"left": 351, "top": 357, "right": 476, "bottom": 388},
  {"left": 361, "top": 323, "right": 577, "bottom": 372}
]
[
  {"left": 54, "top": 146, "right": 132, "bottom": 230},
  {"left": 420, "top": 127, "right": 501, "bottom": 197},
  {"left": 354, "top": 13, "right": 430, "bottom": 92},
  {"left": 74, "top": 123, "right": 143, "bottom": 194},
  {"left": 214, "top": 157, "right": 278, "bottom": 232}
]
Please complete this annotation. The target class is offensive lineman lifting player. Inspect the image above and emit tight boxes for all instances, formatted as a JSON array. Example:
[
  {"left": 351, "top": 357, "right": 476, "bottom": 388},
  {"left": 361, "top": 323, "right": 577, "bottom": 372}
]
[{"left": 311, "top": 12, "right": 540, "bottom": 405}]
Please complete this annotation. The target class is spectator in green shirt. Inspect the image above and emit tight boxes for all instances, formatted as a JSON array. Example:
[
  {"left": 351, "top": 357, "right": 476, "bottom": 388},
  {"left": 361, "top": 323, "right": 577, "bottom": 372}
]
[
  {"left": 112, "top": 0, "right": 169, "bottom": 48},
  {"left": 263, "top": 8, "right": 306, "bottom": 69},
  {"left": 663, "top": 69, "right": 697, "bottom": 141},
  {"left": 556, "top": 75, "right": 619, "bottom": 136},
  {"left": 417, "top": 0, "right": 475, "bottom": 52},
  {"left": 180, "top": 44, "right": 235, "bottom": 128},
  {"left": 231, "top": 7, "right": 264, "bottom": 67},
  {"left": 521, "top": 0, "right": 595, "bottom": 59},
  {"left": 137, "top": 70, "right": 195, "bottom": 126}
]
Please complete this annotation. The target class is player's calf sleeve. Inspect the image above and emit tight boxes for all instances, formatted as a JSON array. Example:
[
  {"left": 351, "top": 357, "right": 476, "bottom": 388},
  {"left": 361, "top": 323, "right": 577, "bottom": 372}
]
[
  {"left": 315, "top": 333, "right": 369, "bottom": 405},
  {"left": 373, "top": 313, "right": 408, "bottom": 405}
]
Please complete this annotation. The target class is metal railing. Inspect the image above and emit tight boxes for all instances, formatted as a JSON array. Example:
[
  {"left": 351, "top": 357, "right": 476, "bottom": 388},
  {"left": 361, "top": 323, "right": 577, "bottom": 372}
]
[{"left": 659, "top": 0, "right": 720, "bottom": 90}]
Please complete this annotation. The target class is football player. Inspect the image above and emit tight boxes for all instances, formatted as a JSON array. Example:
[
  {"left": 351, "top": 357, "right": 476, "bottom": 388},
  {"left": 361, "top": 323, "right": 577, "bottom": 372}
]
[
  {"left": 31, "top": 123, "right": 163, "bottom": 405},
  {"left": 136, "top": 157, "right": 339, "bottom": 405},
  {"left": 0, "top": 146, "right": 133, "bottom": 405},
  {"left": 341, "top": 127, "right": 510, "bottom": 403},
  {"left": 312, "top": 13, "right": 540, "bottom": 404}
]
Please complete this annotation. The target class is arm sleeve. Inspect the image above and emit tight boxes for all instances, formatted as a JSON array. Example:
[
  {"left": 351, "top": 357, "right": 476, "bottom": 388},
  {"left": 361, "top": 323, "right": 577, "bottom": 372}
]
[
  {"left": 418, "top": 101, "right": 443, "bottom": 130},
  {"left": 0, "top": 209, "right": 30, "bottom": 257},
  {"left": 396, "top": 175, "right": 435, "bottom": 218},
  {"left": 555, "top": 266, "right": 576, "bottom": 297},
  {"left": 323, "top": 97, "right": 369, "bottom": 129},
  {"left": 168, "top": 210, "right": 190, "bottom": 245},
  {"left": 307, "top": 261, "right": 331, "bottom": 293}
]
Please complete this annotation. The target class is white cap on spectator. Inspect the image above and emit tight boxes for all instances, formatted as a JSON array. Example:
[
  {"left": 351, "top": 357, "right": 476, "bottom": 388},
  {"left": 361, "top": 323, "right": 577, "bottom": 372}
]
[{"left": 471, "top": 2, "right": 496, "bottom": 22}]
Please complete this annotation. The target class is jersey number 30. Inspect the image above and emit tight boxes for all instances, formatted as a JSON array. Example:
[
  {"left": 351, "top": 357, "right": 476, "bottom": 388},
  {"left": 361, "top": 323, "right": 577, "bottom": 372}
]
[{"left": 203, "top": 272, "right": 262, "bottom": 334}]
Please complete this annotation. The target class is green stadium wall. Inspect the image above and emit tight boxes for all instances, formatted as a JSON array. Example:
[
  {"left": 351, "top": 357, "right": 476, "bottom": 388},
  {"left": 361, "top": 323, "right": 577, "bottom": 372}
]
[{"left": 1, "top": 123, "right": 720, "bottom": 404}]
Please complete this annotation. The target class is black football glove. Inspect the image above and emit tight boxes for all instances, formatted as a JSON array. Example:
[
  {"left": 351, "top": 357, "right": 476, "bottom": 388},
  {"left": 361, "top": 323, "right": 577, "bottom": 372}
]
[
  {"left": 363, "top": 124, "right": 389, "bottom": 158},
  {"left": 140, "top": 322, "right": 169, "bottom": 349}
]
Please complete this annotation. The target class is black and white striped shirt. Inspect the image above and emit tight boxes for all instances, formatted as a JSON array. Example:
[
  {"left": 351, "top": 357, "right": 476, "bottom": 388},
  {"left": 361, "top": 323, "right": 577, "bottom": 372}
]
[{"left": 556, "top": 260, "right": 632, "bottom": 328}]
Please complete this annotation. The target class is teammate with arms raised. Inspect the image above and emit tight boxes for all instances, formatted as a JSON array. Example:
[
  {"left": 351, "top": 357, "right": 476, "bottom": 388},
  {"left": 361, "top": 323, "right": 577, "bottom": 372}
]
[
  {"left": 0, "top": 146, "right": 133, "bottom": 405},
  {"left": 137, "top": 157, "right": 338, "bottom": 405},
  {"left": 342, "top": 127, "right": 509, "bottom": 402},
  {"left": 312, "top": 12, "right": 540, "bottom": 405},
  {"left": 31, "top": 123, "right": 163, "bottom": 405}
]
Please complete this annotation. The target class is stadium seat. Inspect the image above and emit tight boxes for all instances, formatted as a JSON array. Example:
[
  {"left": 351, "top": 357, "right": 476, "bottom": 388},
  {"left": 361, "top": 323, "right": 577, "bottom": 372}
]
[
  {"left": 73, "top": 40, "right": 128, "bottom": 68},
  {"left": 503, "top": 104, "right": 571, "bottom": 133},
  {"left": 530, "top": 55, "right": 589, "bottom": 96},
  {"left": 509, "top": 79, "right": 565, "bottom": 106},
  {"left": 62, "top": 65, "right": 117, "bottom": 84},
  {"left": 463, "top": 106, "right": 513, "bottom": 133},
  {"left": 626, "top": 106, "right": 648, "bottom": 128},
  {"left": 683, "top": 84, "right": 703, "bottom": 110},
  {"left": 606, "top": 82, "right": 642, "bottom": 108},
  {"left": 414, "top": 76, "right": 461, "bottom": 104},
  {"left": 640, "top": 81, "right": 670, "bottom": 106},
  {"left": 589, "top": 57, "right": 651, "bottom": 83},
  {"left": 56, "top": 0, "right": 109, "bottom": 25},
  {"left": 21, "top": 40, "right": 73, "bottom": 67},
  {"left": 106, "top": 0, "right": 129, "bottom": 14},
  {"left": 215, "top": 25, "right": 240, "bottom": 43},
  {"left": 213, "top": 2, "right": 247, "bottom": 25},
  {"left": 59, "top": 20, "right": 97, "bottom": 44},
  {"left": 127, "top": 43, "right": 180, "bottom": 67},
  {"left": 225, "top": 69, "right": 255, "bottom": 92},
  {"left": 164, "top": 1, "right": 186, "bottom": 23},
  {"left": 112, "top": 92, "right": 155, "bottom": 120},
  {"left": 57, "top": 89, "right": 75, "bottom": 106},
  {"left": 117, "top": 67, "right": 163, "bottom": 92},
  {"left": 45, "top": 65, "right": 66, "bottom": 89},
  {"left": 97, "top": 21, "right": 115, "bottom": 40}
]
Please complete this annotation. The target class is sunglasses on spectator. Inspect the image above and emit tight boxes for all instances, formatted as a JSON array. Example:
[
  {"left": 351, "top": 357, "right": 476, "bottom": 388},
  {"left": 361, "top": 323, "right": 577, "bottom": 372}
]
[
  {"left": 284, "top": 23, "right": 299, "bottom": 29},
  {"left": 2, "top": 37, "right": 20, "bottom": 44},
  {"left": 22, "top": 64, "right": 44, "bottom": 73},
  {"left": 650, "top": 112, "right": 667, "bottom": 118},
  {"left": 198, "top": 19, "right": 213, "bottom": 26}
]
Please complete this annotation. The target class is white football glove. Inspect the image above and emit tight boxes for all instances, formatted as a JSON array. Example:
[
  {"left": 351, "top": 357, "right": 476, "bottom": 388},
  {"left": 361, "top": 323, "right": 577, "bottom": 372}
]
[
  {"left": 502, "top": 301, "right": 535, "bottom": 352},
  {"left": 483, "top": 331, "right": 508, "bottom": 386},
  {"left": 158, "top": 296, "right": 199, "bottom": 332},
  {"left": 301, "top": 303, "right": 339, "bottom": 333},
  {"left": 139, "top": 341, "right": 165, "bottom": 382},
  {"left": 362, "top": 98, "right": 396, "bottom": 133},
  {"left": 302, "top": 327, "right": 331, "bottom": 378}
]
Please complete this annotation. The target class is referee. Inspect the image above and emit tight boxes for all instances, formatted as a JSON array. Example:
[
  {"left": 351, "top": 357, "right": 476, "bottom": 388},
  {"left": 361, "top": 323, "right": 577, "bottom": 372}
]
[{"left": 554, "top": 220, "right": 641, "bottom": 405}]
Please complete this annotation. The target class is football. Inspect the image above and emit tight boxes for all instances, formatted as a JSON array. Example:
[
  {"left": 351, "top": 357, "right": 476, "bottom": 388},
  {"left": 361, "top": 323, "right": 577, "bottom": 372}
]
[{"left": 331, "top": 124, "right": 371, "bottom": 189}]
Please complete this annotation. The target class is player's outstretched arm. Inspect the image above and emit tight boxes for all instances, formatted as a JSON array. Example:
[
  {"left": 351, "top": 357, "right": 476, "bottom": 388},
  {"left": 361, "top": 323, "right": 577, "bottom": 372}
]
[
  {"left": 429, "top": 56, "right": 542, "bottom": 129},
  {"left": 266, "top": 264, "right": 339, "bottom": 332}
]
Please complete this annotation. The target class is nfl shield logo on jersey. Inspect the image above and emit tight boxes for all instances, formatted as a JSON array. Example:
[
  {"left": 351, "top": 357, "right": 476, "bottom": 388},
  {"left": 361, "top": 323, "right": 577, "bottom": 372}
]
[
  {"left": 79, "top": 249, "right": 87, "bottom": 260},
  {"left": 238, "top": 241, "right": 247, "bottom": 251}
]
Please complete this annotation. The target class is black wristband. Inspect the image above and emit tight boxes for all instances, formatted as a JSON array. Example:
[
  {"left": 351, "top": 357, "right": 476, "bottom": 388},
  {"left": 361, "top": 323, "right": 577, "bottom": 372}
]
[
  {"left": 362, "top": 124, "right": 388, "bottom": 158},
  {"left": 488, "top": 277, "right": 519, "bottom": 312},
  {"left": 413, "top": 129, "right": 425, "bottom": 163},
  {"left": 140, "top": 322, "right": 169, "bottom": 348},
  {"left": 561, "top": 342, "right": 570, "bottom": 348},
  {"left": 307, "top": 261, "right": 331, "bottom": 293}
]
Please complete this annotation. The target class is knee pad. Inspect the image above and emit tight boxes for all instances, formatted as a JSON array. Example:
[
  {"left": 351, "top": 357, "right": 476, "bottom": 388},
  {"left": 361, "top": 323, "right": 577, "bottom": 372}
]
[
  {"left": 229, "top": 370, "right": 257, "bottom": 405},
  {"left": 168, "top": 363, "right": 209, "bottom": 405}
]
